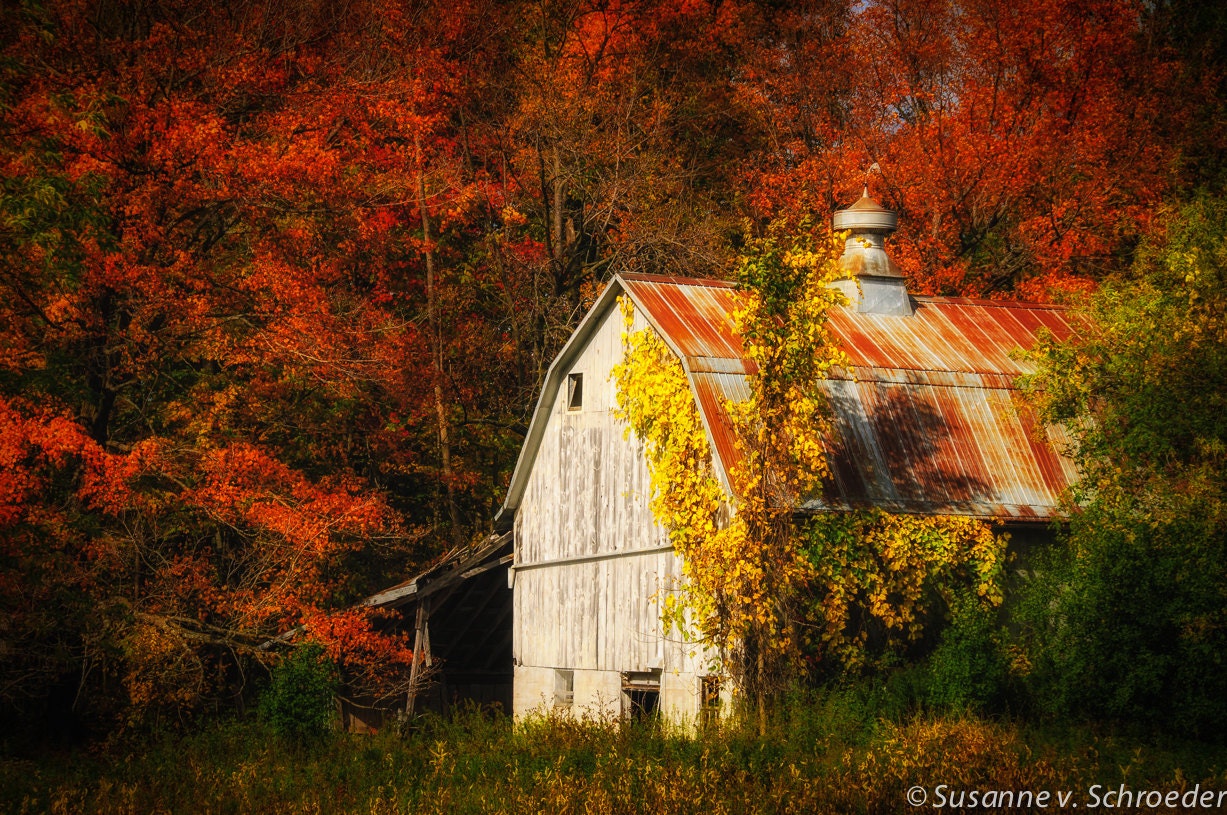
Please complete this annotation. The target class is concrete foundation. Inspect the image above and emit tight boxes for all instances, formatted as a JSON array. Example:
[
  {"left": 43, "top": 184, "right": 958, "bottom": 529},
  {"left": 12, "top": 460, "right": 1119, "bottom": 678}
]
[{"left": 513, "top": 664, "right": 712, "bottom": 723}]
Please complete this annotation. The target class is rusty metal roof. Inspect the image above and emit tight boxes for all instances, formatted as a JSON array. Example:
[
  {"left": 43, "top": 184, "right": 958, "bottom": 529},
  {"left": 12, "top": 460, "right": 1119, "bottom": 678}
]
[
  {"left": 499, "top": 272, "right": 1081, "bottom": 525},
  {"left": 616, "top": 273, "right": 1080, "bottom": 521},
  {"left": 616, "top": 274, "right": 748, "bottom": 369}
]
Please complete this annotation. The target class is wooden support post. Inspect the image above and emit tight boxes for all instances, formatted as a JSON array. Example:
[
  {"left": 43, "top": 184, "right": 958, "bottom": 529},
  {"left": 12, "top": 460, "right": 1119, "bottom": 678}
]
[
  {"left": 423, "top": 616, "right": 432, "bottom": 668},
  {"left": 407, "top": 599, "right": 430, "bottom": 716}
]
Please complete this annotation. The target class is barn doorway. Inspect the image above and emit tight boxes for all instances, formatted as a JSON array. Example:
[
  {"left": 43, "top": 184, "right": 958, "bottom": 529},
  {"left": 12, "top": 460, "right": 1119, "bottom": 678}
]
[{"left": 621, "top": 670, "right": 661, "bottom": 722}]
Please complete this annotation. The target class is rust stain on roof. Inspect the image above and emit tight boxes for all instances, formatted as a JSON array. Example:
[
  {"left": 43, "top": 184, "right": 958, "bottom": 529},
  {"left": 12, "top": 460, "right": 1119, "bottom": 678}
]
[
  {"left": 620, "top": 274, "right": 1080, "bottom": 521},
  {"left": 619, "top": 273, "right": 747, "bottom": 365}
]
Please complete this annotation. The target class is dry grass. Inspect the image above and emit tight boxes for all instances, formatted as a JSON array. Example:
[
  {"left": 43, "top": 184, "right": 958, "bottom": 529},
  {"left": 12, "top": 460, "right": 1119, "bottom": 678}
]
[{"left": 4, "top": 693, "right": 1226, "bottom": 814}]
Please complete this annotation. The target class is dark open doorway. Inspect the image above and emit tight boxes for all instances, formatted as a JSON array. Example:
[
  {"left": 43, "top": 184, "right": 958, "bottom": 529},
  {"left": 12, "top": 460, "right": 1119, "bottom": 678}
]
[{"left": 621, "top": 669, "right": 661, "bottom": 722}]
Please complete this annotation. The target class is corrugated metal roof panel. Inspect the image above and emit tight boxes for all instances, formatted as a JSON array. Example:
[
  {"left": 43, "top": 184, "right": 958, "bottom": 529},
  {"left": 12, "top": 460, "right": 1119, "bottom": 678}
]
[
  {"left": 619, "top": 273, "right": 746, "bottom": 363},
  {"left": 689, "top": 370, "right": 752, "bottom": 495},
  {"left": 824, "top": 297, "right": 1079, "bottom": 376},
  {"left": 619, "top": 274, "right": 1080, "bottom": 521}
]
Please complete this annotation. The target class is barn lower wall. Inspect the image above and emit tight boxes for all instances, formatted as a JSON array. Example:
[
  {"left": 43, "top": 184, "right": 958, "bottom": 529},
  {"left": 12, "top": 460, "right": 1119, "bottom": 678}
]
[
  {"left": 512, "top": 665, "right": 553, "bottom": 715},
  {"left": 512, "top": 665, "right": 708, "bottom": 722},
  {"left": 660, "top": 670, "right": 704, "bottom": 722}
]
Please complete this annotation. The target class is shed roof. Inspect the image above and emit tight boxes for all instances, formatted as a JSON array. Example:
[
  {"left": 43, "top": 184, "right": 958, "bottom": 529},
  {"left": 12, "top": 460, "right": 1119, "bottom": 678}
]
[{"left": 499, "top": 272, "right": 1080, "bottom": 524}]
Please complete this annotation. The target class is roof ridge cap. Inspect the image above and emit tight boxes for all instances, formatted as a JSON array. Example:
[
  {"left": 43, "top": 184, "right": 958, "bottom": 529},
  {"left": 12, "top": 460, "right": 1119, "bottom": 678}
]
[
  {"left": 617, "top": 272, "right": 737, "bottom": 288},
  {"left": 914, "top": 295, "right": 1073, "bottom": 310}
]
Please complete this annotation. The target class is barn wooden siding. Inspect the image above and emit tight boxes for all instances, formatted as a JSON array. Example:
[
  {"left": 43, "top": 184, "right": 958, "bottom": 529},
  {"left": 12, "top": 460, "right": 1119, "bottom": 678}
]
[
  {"left": 510, "top": 298, "right": 711, "bottom": 719},
  {"left": 512, "top": 302, "right": 659, "bottom": 567}
]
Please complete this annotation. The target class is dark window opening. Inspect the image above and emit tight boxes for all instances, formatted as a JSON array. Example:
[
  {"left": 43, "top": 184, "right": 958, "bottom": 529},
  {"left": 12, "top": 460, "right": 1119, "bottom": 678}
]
[
  {"left": 621, "top": 669, "right": 661, "bottom": 722},
  {"left": 700, "top": 675, "right": 721, "bottom": 728},
  {"left": 554, "top": 669, "right": 574, "bottom": 709},
  {"left": 567, "top": 373, "right": 583, "bottom": 411},
  {"left": 625, "top": 689, "right": 659, "bottom": 721}
]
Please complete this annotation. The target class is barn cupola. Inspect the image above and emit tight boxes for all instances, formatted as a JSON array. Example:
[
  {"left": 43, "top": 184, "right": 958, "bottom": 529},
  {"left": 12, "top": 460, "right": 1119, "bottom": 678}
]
[{"left": 830, "top": 189, "right": 913, "bottom": 316}]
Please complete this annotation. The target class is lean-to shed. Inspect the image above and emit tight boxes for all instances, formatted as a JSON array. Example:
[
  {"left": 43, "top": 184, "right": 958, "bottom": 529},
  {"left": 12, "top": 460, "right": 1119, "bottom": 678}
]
[{"left": 496, "top": 195, "right": 1081, "bottom": 721}]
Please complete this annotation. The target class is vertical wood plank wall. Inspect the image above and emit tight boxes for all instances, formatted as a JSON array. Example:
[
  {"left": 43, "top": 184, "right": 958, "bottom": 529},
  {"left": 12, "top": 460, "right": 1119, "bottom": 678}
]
[{"left": 512, "top": 303, "right": 709, "bottom": 719}]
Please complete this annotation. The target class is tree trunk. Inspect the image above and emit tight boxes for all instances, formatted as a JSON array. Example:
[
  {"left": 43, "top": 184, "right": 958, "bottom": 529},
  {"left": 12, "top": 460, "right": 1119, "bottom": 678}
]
[
  {"left": 552, "top": 146, "right": 565, "bottom": 266},
  {"left": 415, "top": 128, "right": 462, "bottom": 546}
]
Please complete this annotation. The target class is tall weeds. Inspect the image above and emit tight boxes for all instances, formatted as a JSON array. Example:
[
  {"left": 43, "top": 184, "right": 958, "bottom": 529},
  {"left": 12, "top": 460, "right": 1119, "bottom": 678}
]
[{"left": 3, "top": 695, "right": 1225, "bottom": 814}]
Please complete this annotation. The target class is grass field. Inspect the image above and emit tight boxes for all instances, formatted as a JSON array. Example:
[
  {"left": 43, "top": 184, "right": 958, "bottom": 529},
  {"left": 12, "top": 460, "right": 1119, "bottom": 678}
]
[{"left": 4, "top": 690, "right": 1226, "bottom": 814}]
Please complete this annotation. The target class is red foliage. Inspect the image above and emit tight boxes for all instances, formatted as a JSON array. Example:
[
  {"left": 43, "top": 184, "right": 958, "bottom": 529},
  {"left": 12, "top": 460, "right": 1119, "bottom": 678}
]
[
  {"left": 0, "top": 0, "right": 496, "bottom": 725},
  {"left": 742, "top": 0, "right": 1176, "bottom": 298},
  {"left": 0, "top": 0, "right": 1219, "bottom": 732}
]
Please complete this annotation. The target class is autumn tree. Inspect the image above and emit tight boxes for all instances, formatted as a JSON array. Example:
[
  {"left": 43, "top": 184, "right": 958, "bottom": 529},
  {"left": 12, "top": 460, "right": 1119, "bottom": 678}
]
[
  {"left": 612, "top": 221, "right": 848, "bottom": 724},
  {"left": 1018, "top": 195, "right": 1227, "bottom": 737},
  {"left": 466, "top": 0, "right": 766, "bottom": 421},
  {"left": 741, "top": 0, "right": 1174, "bottom": 299},
  {"left": 722, "top": 220, "right": 850, "bottom": 710},
  {"left": 0, "top": 0, "right": 510, "bottom": 732}
]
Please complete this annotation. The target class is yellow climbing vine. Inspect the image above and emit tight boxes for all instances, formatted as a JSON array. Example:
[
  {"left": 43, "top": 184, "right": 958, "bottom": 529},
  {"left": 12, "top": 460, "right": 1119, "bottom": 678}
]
[
  {"left": 613, "top": 218, "right": 1009, "bottom": 693},
  {"left": 801, "top": 510, "right": 1006, "bottom": 672},
  {"left": 720, "top": 222, "right": 852, "bottom": 694},
  {"left": 610, "top": 296, "right": 734, "bottom": 642}
]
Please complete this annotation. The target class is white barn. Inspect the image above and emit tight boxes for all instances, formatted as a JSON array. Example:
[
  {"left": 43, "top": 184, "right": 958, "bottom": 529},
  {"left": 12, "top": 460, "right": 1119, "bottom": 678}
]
[{"left": 495, "top": 196, "right": 1081, "bottom": 721}]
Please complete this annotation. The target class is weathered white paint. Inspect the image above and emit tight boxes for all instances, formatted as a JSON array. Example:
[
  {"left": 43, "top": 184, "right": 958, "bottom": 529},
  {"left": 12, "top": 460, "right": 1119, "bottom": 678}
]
[
  {"left": 513, "top": 666, "right": 624, "bottom": 718},
  {"left": 512, "top": 301, "right": 714, "bottom": 720}
]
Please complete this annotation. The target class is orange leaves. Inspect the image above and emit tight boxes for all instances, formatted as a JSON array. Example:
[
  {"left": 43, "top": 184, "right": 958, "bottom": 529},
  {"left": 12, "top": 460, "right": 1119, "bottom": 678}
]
[
  {"left": 743, "top": 0, "right": 1169, "bottom": 298},
  {"left": 0, "top": 395, "right": 105, "bottom": 526},
  {"left": 120, "top": 617, "right": 213, "bottom": 722},
  {"left": 185, "top": 443, "right": 397, "bottom": 556},
  {"left": 300, "top": 607, "right": 416, "bottom": 701},
  {"left": 304, "top": 608, "right": 414, "bottom": 667},
  {"left": 0, "top": 0, "right": 543, "bottom": 726}
]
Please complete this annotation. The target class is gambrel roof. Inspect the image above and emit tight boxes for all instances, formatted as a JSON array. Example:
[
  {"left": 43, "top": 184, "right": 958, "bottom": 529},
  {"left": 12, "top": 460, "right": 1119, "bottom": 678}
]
[{"left": 499, "top": 272, "right": 1081, "bottom": 525}]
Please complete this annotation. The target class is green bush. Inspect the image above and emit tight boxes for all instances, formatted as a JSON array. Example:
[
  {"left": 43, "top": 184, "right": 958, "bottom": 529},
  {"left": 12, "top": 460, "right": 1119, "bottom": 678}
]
[
  {"left": 924, "top": 595, "right": 1008, "bottom": 713},
  {"left": 1016, "top": 517, "right": 1227, "bottom": 738},
  {"left": 1019, "top": 195, "right": 1227, "bottom": 739},
  {"left": 258, "top": 643, "right": 339, "bottom": 741}
]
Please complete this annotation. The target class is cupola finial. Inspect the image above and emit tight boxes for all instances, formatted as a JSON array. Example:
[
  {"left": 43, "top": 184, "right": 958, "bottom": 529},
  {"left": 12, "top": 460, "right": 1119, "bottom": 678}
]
[{"left": 830, "top": 170, "right": 912, "bottom": 316}]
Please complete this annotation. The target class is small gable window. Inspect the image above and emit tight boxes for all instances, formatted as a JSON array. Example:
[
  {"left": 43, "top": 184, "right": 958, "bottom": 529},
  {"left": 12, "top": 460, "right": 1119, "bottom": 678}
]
[{"left": 567, "top": 372, "right": 583, "bottom": 411}]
